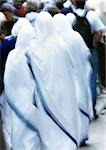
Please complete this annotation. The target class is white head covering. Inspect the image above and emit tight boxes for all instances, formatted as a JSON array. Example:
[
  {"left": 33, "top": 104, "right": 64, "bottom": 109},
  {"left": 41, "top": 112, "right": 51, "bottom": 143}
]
[
  {"left": 54, "top": 13, "right": 71, "bottom": 33},
  {"left": 11, "top": 18, "right": 32, "bottom": 36},
  {"left": 25, "top": 12, "right": 38, "bottom": 27},
  {"left": 35, "top": 11, "right": 55, "bottom": 41},
  {"left": 15, "top": 24, "right": 35, "bottom": 51}
]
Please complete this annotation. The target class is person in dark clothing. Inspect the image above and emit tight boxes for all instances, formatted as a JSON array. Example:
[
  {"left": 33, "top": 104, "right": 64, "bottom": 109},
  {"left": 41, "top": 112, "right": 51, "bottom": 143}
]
[
  {"left": 0, "top": 35, "right": 17, "bottom": 94},
  {"left": 61, "top": 0, "right": 85, "bottom": 15},
  {"left": 54, "top": 0, "right": 66, "bottom": 9},
  {"left": 0, "top": 2, "right": 18, "bottom": 37},
  {"left": 0, "top": 2, "right": 17, "bottom": 94},
  {"left": 43, "top": 3, "right": 60, "bottom": 16}
]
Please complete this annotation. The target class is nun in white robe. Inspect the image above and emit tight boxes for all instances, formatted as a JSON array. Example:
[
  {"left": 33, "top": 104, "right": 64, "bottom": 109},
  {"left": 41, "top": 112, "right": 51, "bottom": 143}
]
[
  {"left": 0, "top": 17, "right": 33, "bottom": 150},
  {"left": 53, "top": 13, "right": 93, "bottom": 144},
  {"left": 26, "top": 11, "right": 81, "bottom": 149},
  {"left": 2, "top": 21, "right": 38, "bottom": 150}
]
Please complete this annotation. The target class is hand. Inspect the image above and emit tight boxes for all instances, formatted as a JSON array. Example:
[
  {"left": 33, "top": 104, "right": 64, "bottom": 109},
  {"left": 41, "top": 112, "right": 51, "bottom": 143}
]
[{"left": 0, "top": 34, "right": 5, "bottom": 41}]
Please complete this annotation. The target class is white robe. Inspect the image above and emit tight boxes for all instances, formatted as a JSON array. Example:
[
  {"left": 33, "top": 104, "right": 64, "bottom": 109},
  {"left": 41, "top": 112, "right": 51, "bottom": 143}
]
[
  {"left": 54, "top": 13, "right": 93, "bottom": 143},
  {"left": 3, "top": 21, "right": 41, "bottom": 150},
  {"left": 26, "top": 11, "right": 80, "bottom": 149}
]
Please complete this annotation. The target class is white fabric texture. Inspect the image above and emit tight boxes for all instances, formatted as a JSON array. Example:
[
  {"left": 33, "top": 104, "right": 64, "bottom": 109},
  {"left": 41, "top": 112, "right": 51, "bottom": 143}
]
[
  {"left": 0, "top": 92, "right": 12, "bottom": 150},
  {"left": 11, "top": 17, "right": 32, "bottom": 36},
  {"left": 53, "top": 13, "right": 93, "bottom": 143},
  {"left": 25, "top": 12, "right": 38, "bottom": 27},
  {"left": 3, "top": 22, "right": 40, "bottom": 150}
]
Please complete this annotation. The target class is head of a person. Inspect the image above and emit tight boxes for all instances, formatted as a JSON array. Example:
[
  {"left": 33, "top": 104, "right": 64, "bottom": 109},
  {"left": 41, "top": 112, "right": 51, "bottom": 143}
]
[
  {"left": 13, "top": 0, "right": 26, "bottom": 9},
  {"left": 70, "top": 0, "right": 86, "bottom": 9},
  {"left": 35, "top": 11, "right": 55, "bottom": 41},
  {"left": 12, "top": 18, "right": 31, "bottom": 36},
  {"left": 15, "top": 25, "right": 34, "bottom": 50},
  {"left": 54, "top": 0, "right": 67, "bottom": 9},
  {"left": 47, "top": 6, "right": 60, "bottom": 16},
  {"left": 1, "top": 2, "right": 16, "bottom": 21},
  {"left": 43, "top": 3, "right": 60, "bottom": 16},
  {"left": 25, "top": 12, "right": 38, "bottom": 27},
  {"left": 0, "top": 0, "right": 5, "bottom": 6},
  {"left": 27, "top": 0, "right": 42, "bottom": 12},
  {"left": 21, "top": 2, "right": 28, "bottom": 12},
  {"left": 53, "top": 13, "right": 71, "bottom": 36}
]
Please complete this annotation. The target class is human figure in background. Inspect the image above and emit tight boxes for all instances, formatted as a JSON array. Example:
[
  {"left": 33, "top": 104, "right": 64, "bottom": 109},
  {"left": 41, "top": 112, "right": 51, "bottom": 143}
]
[
  {"left": 0, "top": 2, "right": 18, "bottom": 95},
  {"left": 1, "top": 19, "right": 35, "bottom": 149},
  {"left": 0, "top": 2, "right": 18, "bottom": 37},
  {"left": 54, "top": 0, "right": 66, "bottom": 10},
  {"left": 43, "top": 2, "right": 60, "bottom": 16},
  {"left": 0, "top": 11, "right": 6, "bottom": 41},
  {"left": 24, "top": 0, "right": 42, "bottom": 26},
  {"left": 66, "top": 0, "right": 106, "bottom": 118}
]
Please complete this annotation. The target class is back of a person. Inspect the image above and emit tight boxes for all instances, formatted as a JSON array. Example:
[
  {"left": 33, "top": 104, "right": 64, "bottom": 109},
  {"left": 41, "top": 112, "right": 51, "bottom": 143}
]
[
  {"left": 1, "top": 17, "right": 18, "bottom": 36},
  {"left": 0, "top": 2, "right": 18, "bottom": 94},
  {"left": 71, "top": 0, "right": 106, "bottom": 118},
  {"left": 67, "top": 0, "right": 105, "bottom": 43},
  {"left": 3, "top": 11, "right": 79, "bottom": 150},
  {"left": 72, "top": 9, "right": 93, "bottom": 49}
]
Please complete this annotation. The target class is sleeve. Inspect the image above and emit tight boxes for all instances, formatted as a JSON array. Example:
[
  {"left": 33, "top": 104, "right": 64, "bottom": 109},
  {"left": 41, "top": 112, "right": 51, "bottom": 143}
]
[{"left": 87, "top": 10, "right": 106, "bottom": 32}]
